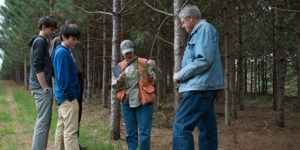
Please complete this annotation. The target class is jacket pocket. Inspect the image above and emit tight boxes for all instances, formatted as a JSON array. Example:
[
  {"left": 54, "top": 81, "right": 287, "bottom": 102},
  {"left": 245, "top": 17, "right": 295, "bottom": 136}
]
[{"left": 142, "top": 85, "right": 155, "bottom": 94}]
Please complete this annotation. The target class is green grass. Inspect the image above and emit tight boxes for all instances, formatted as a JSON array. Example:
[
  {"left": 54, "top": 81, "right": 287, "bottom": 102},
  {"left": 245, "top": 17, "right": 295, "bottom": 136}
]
[
  {"left": 0, "top": 84, "right": 16, "bottom": 149},
  {"left": 12, "top": 89, "right": 122, "bottom": 149},
  {"left": 245, "top": 95, "right": 272, "bottom": 108},
  {"left": 78, "top": 99, "right": 123, "bottom": 149},
  {"left": 0, "top": 82, "right": 125, "bottom": 149},
  {"left": 13, "top": 90, "right": 59, "bottom": 142},
  {"left": 0, "top": 84, "right": 6, "bottom": 98}
]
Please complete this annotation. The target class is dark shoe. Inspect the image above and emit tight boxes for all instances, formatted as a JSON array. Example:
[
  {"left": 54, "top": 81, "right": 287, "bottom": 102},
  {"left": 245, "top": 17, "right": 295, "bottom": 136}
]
[{"left": 79, "top": 144, "right": 86, "bottom": 150}]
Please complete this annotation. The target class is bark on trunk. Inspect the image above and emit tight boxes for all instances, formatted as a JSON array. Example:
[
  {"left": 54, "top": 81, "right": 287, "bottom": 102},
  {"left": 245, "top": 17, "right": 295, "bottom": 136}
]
[
  {"left": 272, "top": 8, "right": 277, "bottom": 111},
  {"left": 250, "top": 58, "right": 253, "bottom": 93},
  {"left": 275, "top": 0, "right": 285, "bottom": 127},
  {"left": 231, "top": 58, "right": 237, "bottom": 119},
  {"left": 110, "top": 0, "right": 121, "bottom": 140},
  {"left": 86, "top": 20, "right": 91, "bottom": 102},
  {"left": 237, "top": 5, "right": 244, "bottom": 110},
  {"left": 173, "top": 0, "right": 186, "bottom": 113},
  {"left": 254, "top": 58, "right": 257, "bottom": 97},
  {"left": 223, "top": 0, "right": 233, "bottom": 125},
  {"left": 296, "top": 2, "right": 300, "bottom": 111},
  {"left": 157, "top": 28, "right": 162, "bottom": 110},
  {"left": 102, "top": 10, "right": 108, "bottom": 107},
  {"left": 48, "top": 0, "right": 54, "bottom": 16},
  {"left": 244, "top": 58, "right": 247, "bottom": 94},
  {"left": 24, "top": 56, "right": 28, "bottom": 90}
]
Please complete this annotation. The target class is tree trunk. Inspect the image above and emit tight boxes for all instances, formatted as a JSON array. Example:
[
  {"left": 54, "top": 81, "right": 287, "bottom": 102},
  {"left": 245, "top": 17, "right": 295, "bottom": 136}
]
[
  {"left": 102, "top": 9, "right": 108, "bottom": 107},
  {"left": 237, "top": 4, "right": 244, "bottom": 110},
  {"left": 48, "top": 0, "right": 54, "bottom": 16},
  {"left": 156, "top": 25, "right": 162, "bottom": 110},
  {"left": 86, "top": 20, "right": 91, "bottom": 102},
  {"left": 250, "top": 58, "right": 253, "bottom": 93},
  {"left": 262, "top": 56, "right": 266, "bottom": 94},
  {"left": 296, "top": 2, "right": 300, "bottom": 111},
  {"left": 169, "top": 64, "right": 173, "bottom": 93},
  {"left": 92, "top": 54, "right": 95, "bottom": 96},
  {"left": 272, "top": 8, "right": 277, "bottom": 111},
  {"left": 275, "top": 0, "right": 285, "bottom": 127},
  {"left": 110, "top": 0, "right": 121, "bottom": 140},
  {"left": 244, "top": 58, "right": 248, "bottom": 94},
  {"left": 173, "top": 0, "right": 186, "bottom": 113},
  {"left": 24, "top": 56, "right": 28, "bottom": 90},
  {"left": 258, "top": 58, "right": 261, "bottom": 94},
  {"left": 223, "top": 0, "right": 233, "bottom": 125},
  {"left": 162, "top": 50, "right": 167, "bottom": 99},
  {"left": 254, "top": 58, "right": 257, "bottom": 97},
  {"left": 231, "top": 58, "right": 237, "bottom": 119}
]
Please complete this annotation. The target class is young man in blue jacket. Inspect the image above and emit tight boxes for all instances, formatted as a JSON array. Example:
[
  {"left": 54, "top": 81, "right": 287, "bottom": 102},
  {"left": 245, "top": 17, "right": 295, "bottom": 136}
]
[
  {"left": 172, "top": 5, "right": 224, "bottom": 150},
  {"left": 51, "top": 25, "right": 81, "bottom": 150},
  {"left": 28, "top": 16, "right": 57, "bottom": 150}
]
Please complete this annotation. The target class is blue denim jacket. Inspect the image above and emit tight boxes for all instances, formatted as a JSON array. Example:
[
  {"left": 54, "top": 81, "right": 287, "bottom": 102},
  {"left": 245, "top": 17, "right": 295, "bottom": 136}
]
[{"left": 177, "top": 19, "right": 224, "bottom": 92}]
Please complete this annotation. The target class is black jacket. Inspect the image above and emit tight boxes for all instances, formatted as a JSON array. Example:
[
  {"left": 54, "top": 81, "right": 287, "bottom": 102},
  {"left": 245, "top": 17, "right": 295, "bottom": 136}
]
[{"left": 28, "top": 35, "right": 52, "bottom": 89}]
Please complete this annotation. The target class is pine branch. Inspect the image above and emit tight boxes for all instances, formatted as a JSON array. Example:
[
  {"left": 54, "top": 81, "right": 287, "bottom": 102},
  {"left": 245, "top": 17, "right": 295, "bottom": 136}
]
[
  {"left": 78, "top": 7, "right": 113, "bottom": 16},
  {"left": 98, "top": 0, "right": 112, "bottom": 12},
  {"left": 261, "top": 0, "right": 300, "bottom": 13},
  {"left": 158, "top": 36, "right": 173, "bottom": 46},
  {"left": 143, "top": 0, "right": 173, "bottom": 16},
  {"left": 118, "top": 0, "right": 132, "bottom": 15},
  {"left": 149, "top": 15, "right": 172, "bottom": 60}
]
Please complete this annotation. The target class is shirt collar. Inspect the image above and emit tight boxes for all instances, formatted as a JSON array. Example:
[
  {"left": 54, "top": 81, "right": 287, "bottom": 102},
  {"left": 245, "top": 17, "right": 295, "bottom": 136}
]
[{"left": 191, "top": 19, "right": 207, "bottom": 35}]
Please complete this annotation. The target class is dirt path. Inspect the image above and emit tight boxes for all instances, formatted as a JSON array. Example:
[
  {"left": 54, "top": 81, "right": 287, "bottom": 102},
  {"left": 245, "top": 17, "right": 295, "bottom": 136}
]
[{"left": 0, "top": 81, "right": 55, "bottom": 149}]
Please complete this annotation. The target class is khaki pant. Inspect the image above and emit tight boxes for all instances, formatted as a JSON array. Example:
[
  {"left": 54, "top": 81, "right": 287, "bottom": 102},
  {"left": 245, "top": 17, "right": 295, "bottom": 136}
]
[{"left": 54, "top": 100, "right": 79, "bottom": 150}]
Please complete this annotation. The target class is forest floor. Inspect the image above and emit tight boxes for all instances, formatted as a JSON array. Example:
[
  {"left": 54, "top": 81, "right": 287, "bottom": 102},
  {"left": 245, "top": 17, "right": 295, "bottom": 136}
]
[{"left": 0, "top": 80, "right": 300, "bottom": 150}]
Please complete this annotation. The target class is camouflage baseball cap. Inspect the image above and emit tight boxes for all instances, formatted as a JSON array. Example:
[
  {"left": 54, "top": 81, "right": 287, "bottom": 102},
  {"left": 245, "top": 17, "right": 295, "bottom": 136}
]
[{"left": 120, "top": 40, "right": 134, "bottom": 55}]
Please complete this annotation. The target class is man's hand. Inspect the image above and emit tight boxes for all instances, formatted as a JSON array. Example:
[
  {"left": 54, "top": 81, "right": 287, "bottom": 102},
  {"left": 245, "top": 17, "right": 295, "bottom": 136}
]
[
  {"left": 117, "top": 72, "right": 126, "bottom": 82},
  {"left": 173, "top": 73, "right": 180, "bottom": 84},
  {"left": 147, "top": 59, "right": 157, "bottom": 70}
]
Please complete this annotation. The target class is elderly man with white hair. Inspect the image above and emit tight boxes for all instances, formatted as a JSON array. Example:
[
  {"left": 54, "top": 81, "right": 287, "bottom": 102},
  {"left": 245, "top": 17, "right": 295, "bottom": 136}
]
[{"left": 172, "top": 5, "right": 224, "bottom": 150}]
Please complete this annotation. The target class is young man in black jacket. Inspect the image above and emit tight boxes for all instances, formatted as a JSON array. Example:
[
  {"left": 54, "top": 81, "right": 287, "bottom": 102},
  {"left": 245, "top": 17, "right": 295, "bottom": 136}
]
[{"left": 28, "top": 16, "right": 57, "bottom": 150}]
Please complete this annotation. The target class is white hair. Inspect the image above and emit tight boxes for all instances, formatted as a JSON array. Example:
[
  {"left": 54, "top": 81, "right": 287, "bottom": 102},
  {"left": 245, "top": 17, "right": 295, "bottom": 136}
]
[{"left": 179, "top": 5, "right": 201, "bottom": 19}]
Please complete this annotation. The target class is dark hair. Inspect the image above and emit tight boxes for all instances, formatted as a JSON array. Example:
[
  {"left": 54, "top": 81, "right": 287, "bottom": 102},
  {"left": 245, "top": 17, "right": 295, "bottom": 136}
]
[
  {"left": 59, "top": 25, "right": 80, "bottom": 40},
  {"left": 38, "top": 16, "right": 57, "bottom": 30},
  {"left": 65, "top": 19, "right": 77, "bottom": 25}
]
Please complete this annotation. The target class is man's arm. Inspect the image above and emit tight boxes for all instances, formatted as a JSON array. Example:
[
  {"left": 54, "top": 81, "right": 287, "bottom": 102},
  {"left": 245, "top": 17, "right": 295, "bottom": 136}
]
[
  {"left": 32, "top": 38, "right": 49, "bottom": 90},
  {"left": 177, "top": 27, "right": 216, "bottom": 82},
  {"left": 147, "top": 60, "right": 161, "bottom": 82},
  {"left": 36, "top": 72, "right": 48, "bottom": 90},
  {"left": 55, "top": 51, "right": 72, "bottom": 93}
]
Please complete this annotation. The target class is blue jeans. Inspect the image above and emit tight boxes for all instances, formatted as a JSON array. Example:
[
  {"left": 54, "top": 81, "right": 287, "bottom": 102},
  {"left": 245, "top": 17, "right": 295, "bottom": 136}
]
[
  {"left": 121, "top": 100, "right": 154, "bottom": 150},
  {"left": 173, "top": 91, "right": 218, "bottom": 150}
]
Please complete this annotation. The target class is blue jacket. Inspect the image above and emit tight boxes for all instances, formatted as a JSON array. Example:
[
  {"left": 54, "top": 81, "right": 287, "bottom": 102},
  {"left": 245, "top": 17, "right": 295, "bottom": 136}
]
[
  {"left": 51, "top": 45, "right": 80, "bottom": 104},
  {"left": 177, "top": 19, "right": 224, "bottom": 92}
]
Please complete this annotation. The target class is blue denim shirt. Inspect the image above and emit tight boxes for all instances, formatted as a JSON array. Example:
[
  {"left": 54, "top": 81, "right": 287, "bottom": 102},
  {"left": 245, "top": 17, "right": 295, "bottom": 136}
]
[{"left": 177, "top": 19, "right": 224, "bottom": 93}]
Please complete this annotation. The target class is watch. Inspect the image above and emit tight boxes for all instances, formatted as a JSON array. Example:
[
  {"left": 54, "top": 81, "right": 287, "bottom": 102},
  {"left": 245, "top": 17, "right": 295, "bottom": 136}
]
[{"left": 43, "top": 87, "right": 51, "bottom": 94}]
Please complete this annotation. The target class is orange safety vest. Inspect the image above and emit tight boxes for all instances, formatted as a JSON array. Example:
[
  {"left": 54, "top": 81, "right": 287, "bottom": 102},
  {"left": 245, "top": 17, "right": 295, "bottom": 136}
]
[{"left": 117, "top": 58, "right": 156, "bottom": 105}]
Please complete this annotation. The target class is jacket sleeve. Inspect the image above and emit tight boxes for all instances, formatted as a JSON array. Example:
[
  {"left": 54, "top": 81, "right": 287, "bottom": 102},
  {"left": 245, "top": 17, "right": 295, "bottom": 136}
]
[
  {"left": 177, "top": 27, "right": 216, "bottom": 82},
  {"left": 49, "top": 37, "right": 61, "bottom": 56},
  {"left": 55, "top": 51, "right": 72, "bottom": 94},
  {"left": 32, "top": 39, "right": 47, "bottom": 73}
]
